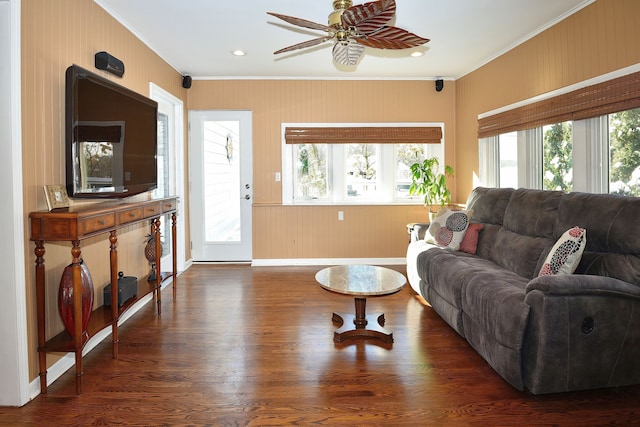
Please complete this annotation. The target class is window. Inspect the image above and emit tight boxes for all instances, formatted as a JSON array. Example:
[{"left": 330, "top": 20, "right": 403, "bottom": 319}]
[
  {"left": 543, "top": 122, "right": 573, "bottom": 191},
  {"left": 609, "top": 107, "right": 640, "bottom": 196},
  {"left": 396, "top": 143, "right": 440, "bottom": 198},
  {"left": 293, "top": 143, "right": 328, "bottom": 200},
  {"left": 498, "top": 132, "right": 518, "bottom": 188},
  {"left": 156, "top": 111, "right": 172, "bottom": 254},
  {"left": 345, "top": 144, "right": 378, "bottom": 200},
  {"left": 481, "top": 111, "right": 640, "bottom": 195},
  {"left": 283, "top": 125, "right": 444, "bottom": 205},
  {"left": 478, "top": 68, "right": 640, "bottom": 194}
]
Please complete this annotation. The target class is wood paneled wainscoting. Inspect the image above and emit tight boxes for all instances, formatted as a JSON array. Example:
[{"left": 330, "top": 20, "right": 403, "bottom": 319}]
[{"left": 2, "top": 265, "right": 639, "bottom": 425}]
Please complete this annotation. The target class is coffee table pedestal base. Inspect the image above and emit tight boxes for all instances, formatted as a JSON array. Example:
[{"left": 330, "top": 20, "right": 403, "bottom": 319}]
[{"left": 332, "top": 297, "right": 393, "bottom": 343}]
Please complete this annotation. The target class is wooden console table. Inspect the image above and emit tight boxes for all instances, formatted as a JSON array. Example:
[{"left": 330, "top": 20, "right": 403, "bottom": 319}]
[{"left": 29, "top": 197, "right": 178, "bottom": 394}]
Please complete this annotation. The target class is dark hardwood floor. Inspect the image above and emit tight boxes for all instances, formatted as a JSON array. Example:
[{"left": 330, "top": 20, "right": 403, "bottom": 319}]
[{"left": 2, "top": 264, "right": 640, "bottom": 426}]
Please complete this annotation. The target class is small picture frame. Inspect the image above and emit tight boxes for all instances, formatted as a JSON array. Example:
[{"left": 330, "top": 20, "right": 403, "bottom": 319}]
[{"left": 44, "top": 185, "right": 70, "bottom": 211}]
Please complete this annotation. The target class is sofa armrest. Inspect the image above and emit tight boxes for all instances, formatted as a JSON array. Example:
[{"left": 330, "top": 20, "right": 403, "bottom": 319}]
[
  {"left": 409, "top": 223, "right": 430, "bottom": 242},
  {"left": 522, "top": 274, "right": 640, "bottom": 394},
  {"left": 526, "top": 274, "right": 640, "bottom": 298}
]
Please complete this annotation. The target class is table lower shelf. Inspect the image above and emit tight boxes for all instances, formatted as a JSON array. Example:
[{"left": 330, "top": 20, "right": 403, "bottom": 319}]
[{"left": 40, "top": 272, "right": 171, "bottom": 353}]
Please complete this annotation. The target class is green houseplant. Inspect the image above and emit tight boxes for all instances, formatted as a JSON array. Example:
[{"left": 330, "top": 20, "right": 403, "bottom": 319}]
[{"left": 409, "top": 157, "right": 454, "bottom": 216}]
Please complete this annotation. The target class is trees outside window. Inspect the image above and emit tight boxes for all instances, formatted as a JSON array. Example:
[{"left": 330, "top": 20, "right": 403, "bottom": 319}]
[
  {"left": 80, "top": 141, "right": 113, "bottom": 187},
  {"left": 345, "top": 144, "right": 377, "bottom": 199},
  {"left": 295, "top": 144, "right": 328, "bottom": 200},
  {"left": 543, "top": 122, "right": 573, "bottom": 192},
  {"left": 609, "top": 108, "right": 640, "bottom": 196}
]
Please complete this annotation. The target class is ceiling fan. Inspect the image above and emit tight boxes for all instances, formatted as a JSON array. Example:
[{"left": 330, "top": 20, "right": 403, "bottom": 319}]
[{"left": 267, "top": 0, "right": 429, "bottom": 66}]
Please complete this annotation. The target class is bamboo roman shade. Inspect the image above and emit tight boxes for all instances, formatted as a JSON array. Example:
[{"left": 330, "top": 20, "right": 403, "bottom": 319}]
[
  {"left": 284, "top": 126, "right": 442, "bottom": 144},
  {"left": 478, "top": 71, "right": 640, "bottom": 139}
]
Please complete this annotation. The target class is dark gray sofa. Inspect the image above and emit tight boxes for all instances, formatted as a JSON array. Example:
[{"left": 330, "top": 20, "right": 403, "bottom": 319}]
[{"left": 406, "top": 187, "right": 640, "bottom": 394}]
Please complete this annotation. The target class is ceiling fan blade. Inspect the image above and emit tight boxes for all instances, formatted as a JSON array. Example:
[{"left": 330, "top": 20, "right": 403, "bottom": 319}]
[
  {"left": 267, "top": 12, "right": 331, "bottom": 32},
  {"left": 356, "top": 26, "right": 429, "bottom": 49},
  {"left": 332, "top": 42, "right": 365, "bottom": 66},
  {"left": 341, "top": 0, "right": 396, "bottom": 34},
  {"left": 274, "top": 36, "right": 334, "bottom": 55}
]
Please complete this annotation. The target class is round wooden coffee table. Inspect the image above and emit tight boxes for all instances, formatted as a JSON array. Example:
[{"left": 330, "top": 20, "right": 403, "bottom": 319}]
[{"left": 315, "top": 265, "right": 406, "bottom": 343}]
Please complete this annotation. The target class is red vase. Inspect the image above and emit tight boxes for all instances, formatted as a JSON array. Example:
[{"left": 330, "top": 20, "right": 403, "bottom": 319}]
[{"left": 58, "top": 260, "right": 94, "bottom": 339}]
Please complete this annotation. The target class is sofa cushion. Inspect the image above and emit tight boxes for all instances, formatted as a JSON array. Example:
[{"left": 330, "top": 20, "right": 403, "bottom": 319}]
[
  {"left": 503, "top": 188, "right": 563, "bottom": 238},
  {"left": 466, "top": 187, "right": 514, "bottom": 225},
  {"left": 555, "top": 191, "right": 640, "bottom": 286},
  {"left": 462, "top": 269, "right": 531, "bottom": 390},
  {"left": 475, "top": 223, "right": 501, "bottom": 260},
  {"left": 489, "top": 228, "right": 553, "bottom": 279},
  {"left": 538, "top": 226, "right": 586, "bottom": 276},
  {"left": 426, "top": 208, "right": 472, "bottom": 251},
  {"left": 417, "top": 248, "right": 493, "bottom": 335},
  {"left": 462, "top": 268, "right": 530, "bottom": 347}
]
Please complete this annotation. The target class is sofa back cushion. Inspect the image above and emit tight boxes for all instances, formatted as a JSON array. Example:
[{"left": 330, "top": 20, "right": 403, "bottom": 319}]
[
  {"left": 490, "top": 229, "right": 554, "bottom": 279},
  {"left": 502, "top": 188, "right": 564, "bottom": 238},
  {"left": 470, "top": 188, "right": 640, "bottom": 284},
  {"left": 466, "top": 187, "right": 514, "bottom": 225},
  {"left": 466, "top": 187, "right": 514, "bottom": 260},
  {"left": 479, "top": 188, "right": 561, "bottom": 278},
  {"left": 555, "top": 191, "right": 640, "bottom": 286}
]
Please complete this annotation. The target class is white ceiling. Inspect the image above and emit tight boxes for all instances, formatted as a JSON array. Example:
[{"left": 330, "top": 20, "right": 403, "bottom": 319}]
[{"left": 96, "top": 0, "right": 593, "bottom": 80}]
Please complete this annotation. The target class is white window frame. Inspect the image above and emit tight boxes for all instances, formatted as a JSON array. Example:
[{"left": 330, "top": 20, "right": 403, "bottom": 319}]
[
  {"left": 281, "top": 122, "right": 445, "bottom": 205},
  {"left": 150, "top": 83, "right": 186, "bottom": 272},
  {"left": 479, "top": 117, "right": 615, "bottom": 194}
]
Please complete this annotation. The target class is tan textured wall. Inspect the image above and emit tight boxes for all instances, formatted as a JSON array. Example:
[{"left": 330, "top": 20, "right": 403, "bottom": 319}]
[
  {"left": 455, "top": 0, "right": 640, "bottom": 198},
  {"left": 188, "top": 79, "right": 457, "bottom": 259},
  {"left": 21, "top": 0, "right": 186, "bottom": 381}
]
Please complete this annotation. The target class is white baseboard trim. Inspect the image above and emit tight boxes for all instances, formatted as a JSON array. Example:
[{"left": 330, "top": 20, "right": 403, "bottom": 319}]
[
  {"left": 28, "top": 276, "right": 177, "bottom": 401},
  {"left": 251, "top": 258, "right": 407, "bottom": 267}
]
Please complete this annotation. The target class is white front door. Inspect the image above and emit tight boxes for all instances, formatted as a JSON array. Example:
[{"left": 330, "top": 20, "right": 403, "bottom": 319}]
[{"left": 189, "top": 110, "right": 253, "bottom": 262}]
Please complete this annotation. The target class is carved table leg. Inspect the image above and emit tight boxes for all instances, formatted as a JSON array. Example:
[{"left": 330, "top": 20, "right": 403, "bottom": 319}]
[
  {"left": 332, "top": 297, "right": 394, "bottom": 344},
  {"left": 172, "top": 212, "right": 178, "bottom": 300},
  {"left": 34, "top": 241, "right": 47, "bottom": 394},
  {"left": 153, "top": 217, "right": 162, "bottom": 315},
  {"left": 109, "top": 231, "right": 119, "bottom": 359}
]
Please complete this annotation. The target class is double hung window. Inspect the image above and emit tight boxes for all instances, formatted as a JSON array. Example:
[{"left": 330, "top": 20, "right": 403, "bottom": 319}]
[{"left": 283, "top": 124, "right": 445, "bottom": 204}]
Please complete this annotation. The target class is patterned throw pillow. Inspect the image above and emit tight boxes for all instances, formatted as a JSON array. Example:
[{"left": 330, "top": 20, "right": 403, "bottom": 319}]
[
  {"left": 538, "top": 226, "right": 587, "bottom": 276},
  {"left": 425, "top": 208, "right": 473, "bottom": 251}
]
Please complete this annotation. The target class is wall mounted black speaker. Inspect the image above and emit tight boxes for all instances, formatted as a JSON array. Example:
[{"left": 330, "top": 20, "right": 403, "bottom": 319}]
[
  {"left": 435, "top": 79, "right": 444, "bottom": 92},
  {"left": 182, "top": 75, "right": 192, "bottom": 89},
  {"left": 94, "top": 51, "right": 124, "bottom": 77}
]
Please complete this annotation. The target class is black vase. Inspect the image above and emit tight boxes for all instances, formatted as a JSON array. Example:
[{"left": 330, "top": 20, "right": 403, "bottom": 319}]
[{"left": 58, "top": 260, "right": 94, "bottom": 339}]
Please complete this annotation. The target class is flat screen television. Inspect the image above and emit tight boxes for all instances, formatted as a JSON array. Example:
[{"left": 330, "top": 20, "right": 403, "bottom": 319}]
[{"left": 65, "top": 64, "right": 158, "bottom": 198}]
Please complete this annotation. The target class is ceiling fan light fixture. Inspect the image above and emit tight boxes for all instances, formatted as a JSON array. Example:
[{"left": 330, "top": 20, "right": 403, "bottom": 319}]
[
  {"left": 411, "top": 51, "right": 424, "bottom": 57},
  {"left": 329, "top": 0, "right": 352, "bottom": 27},
  {"left": 333, "top": 0, "right": 353, "bottom": 10},
  {"left": 336, "top": 30, "right": 350, "bottom": 44}
]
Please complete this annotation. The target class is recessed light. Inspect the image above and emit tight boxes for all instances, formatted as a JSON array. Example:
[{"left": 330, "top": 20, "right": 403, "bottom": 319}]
[
  {"left": 232, "top": 50, "right": 246, "bottom": 56},
  {"left": 411, "top": 51, "right": 424, "bottom": 57}
]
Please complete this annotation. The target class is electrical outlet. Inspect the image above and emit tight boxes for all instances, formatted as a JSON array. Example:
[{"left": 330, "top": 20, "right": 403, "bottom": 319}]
[
  {"left": 338, "top": 211, "right": 344, "bottom": 221},
  {"left": 275, "top": 172, "right": 281, "bottom": 182}
]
